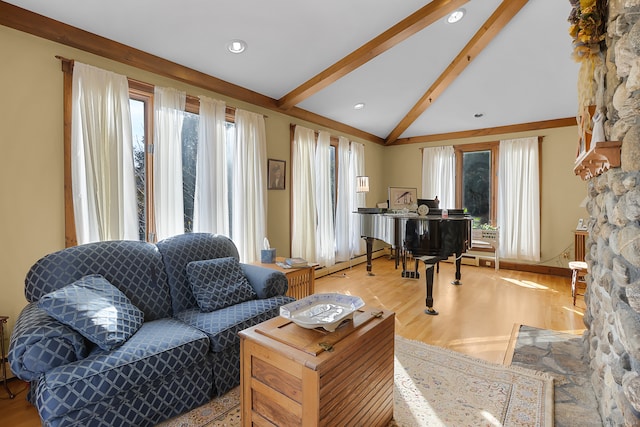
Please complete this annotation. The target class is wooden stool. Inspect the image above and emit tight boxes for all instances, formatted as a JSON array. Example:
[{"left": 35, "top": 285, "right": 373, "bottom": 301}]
[{"left": 569, "top": 261, "right": 588, "bottom": 305}]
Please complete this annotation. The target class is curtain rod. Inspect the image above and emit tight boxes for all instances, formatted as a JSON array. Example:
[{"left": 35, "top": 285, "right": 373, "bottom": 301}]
[
  {"left": 418, "top": 145, "right": 450, "bottom": 151},
  {"left": 417, "top": 135, "right": 544, "bottom": 151},
  {"left": 55, "top": 55, "right": 268, "bottom": 119},
  {"left": 291, "top": 123, "right": 346, "bottom": 144}
]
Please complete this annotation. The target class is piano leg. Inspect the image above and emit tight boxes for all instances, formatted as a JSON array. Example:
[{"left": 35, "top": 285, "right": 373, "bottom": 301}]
[
  {"left": 451, "top": 251, "right": 463, "bottom": 285},
  {"left": 415, "top": 256, "right": 438, "bottom": 315},
  {"left": 424, "top": 261, "right": 438, "bottom": 315},
  {"left": 394, "top": 246, "right": 399, "bottom": 269},
  {"left": 364, "top": 237, "right": 375, "bottom": 276}
]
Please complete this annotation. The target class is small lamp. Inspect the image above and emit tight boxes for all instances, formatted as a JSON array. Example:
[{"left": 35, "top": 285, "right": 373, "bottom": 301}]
[{"left": 356, "top": 176, "right": 370, "bottom": 193}]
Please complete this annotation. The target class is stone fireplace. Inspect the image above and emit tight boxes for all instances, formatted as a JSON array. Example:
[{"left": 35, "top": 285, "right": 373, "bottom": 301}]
[{"left": 581, "top": 1, "right": 640, "bottom": 425}]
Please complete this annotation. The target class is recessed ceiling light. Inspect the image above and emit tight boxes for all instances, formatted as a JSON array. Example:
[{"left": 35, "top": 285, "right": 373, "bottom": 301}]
[
  {"left": 474, "top": 113, "right": 484, "bottom": 118},
  {"left": 227, "top": 39, "right": 247, "bottom": 54},
  {"left": 354, "top": 103, "right": 365, "bottom": 110},
  {"left": 447, "top": 8, "right": 466, "bottom": 24}
]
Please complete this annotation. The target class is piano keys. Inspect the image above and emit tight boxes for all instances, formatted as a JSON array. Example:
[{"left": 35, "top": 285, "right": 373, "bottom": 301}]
[{"left": 358, "top": 211, "right": 472, "bottom": 315}]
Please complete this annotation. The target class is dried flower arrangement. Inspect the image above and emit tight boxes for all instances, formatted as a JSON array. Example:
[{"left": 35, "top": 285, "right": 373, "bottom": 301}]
[
  {"left": 568, "top": 0, "right": 608, "bottom": 155},
  {"left": 568, "top": 0, "right": 607, "bottom": 61}
]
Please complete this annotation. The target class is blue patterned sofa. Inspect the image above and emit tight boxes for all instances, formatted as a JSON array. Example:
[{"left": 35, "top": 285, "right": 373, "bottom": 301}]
[{"left": 8, "top": 233, "right": 293, "bottom": 427}]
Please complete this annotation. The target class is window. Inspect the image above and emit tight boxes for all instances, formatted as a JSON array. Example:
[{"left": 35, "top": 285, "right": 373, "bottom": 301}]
[
  {"left": 181, "top": 111, "right": 199, "bottom": 233},
  {"left": 62, "top": 59, "right": 238, "bottom": 245},
  {"left": 289, "top": 127, "right": 340, "bottom": 216},
  {"left": 455, "top": 142, "right": 498, "bottom": 227},
  {"left": 462, "top": 151, "right": 490, "bottom": 223},
  {"left": 129, "top": 88, "right": 235, "bottom": 242},
  {"left": 290, "top": 126, "right": 358, "bottom": 266},
  {"left": 330, "top": 143, "right": 337, "bottom": 218},
  {"left": 225, "top": 122, "right": 235, "bottom": 229},
  {"left": 130, "top": 98, "right": 147, "bottom": 241}
]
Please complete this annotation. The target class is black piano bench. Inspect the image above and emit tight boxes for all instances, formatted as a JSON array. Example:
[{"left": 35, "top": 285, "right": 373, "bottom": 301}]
[{"left": 415, "top": 256, "right": 440, "bottom": 316}]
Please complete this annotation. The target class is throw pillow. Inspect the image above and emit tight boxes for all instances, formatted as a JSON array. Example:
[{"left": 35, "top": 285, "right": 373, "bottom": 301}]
[
  {"left": 187, "top": 257, "right": 257, "bottom": 312},
  {"left": 38, "top": 274, "right": 144, "bottom": 351}
]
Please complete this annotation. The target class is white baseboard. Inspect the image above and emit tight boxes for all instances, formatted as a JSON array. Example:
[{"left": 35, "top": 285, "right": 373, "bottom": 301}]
[{"left": 314, "top": 248, "right": 389, "bottom": 278}]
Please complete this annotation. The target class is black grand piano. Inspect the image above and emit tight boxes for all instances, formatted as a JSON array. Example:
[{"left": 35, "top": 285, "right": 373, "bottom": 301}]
[{"left": 359, "top": 208, "right": 472, "bottom": 315}]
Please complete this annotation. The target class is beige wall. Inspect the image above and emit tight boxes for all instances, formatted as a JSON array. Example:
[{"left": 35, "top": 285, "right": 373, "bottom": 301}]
[{"left": 0, "top": 24, "right": 588, "bottom": 339}]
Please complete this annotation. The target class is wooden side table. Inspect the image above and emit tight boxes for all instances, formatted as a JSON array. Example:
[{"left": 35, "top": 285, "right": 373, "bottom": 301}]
[
  {"left": 0, "top": 316, "right": 14, "bottom": 399},
  {"left": 253, "top": 257, "right": 315, "bottom": 299},
  {"left": 240, "top": 307, "right": 395, "bottom": 426}
]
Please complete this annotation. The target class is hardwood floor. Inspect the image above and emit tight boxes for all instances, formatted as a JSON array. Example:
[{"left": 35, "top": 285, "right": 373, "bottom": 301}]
[
  {"left": 0, "top": 380, "right": 38, "bottom": 427},
  {"left": 316, "top": 257, "right": 586, "bottom": 364},
  {"left": 0, "top": 256, "right": 586, "bottom": 425}
]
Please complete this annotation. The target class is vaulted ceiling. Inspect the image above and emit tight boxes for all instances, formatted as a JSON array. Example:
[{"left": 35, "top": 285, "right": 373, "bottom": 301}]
[{"left": 2, "top": 0, "right": 579, "bottom": 144}]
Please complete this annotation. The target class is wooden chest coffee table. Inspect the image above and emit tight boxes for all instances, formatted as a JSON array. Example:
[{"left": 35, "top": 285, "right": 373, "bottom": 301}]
[{"left": 239, "top": 307, "right": 395, "bottom": 426}]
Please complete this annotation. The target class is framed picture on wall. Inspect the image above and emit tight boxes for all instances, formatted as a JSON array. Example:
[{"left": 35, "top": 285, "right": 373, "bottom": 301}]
[
  {"left": 388, "top": 187, "right": 417, "bottom": 211},
  {"left": 267, "top": 159, "right": 286, "bottom": 190}
]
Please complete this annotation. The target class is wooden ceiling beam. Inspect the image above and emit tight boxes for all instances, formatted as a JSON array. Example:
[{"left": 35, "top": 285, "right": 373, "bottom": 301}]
[
  {"left": 276, "top": 0, "right": 469, "bottom": 110},
  {"left": 392, "top": 117, "right": 576, "bottom": 145},
  {"left": 385, "top": 0, "right": 530, "bottom": 145}
]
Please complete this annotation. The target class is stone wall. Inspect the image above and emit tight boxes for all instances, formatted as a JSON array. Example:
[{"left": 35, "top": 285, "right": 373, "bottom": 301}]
[{"left": 583, "top": 1, "right": 640, "bottom": 425}]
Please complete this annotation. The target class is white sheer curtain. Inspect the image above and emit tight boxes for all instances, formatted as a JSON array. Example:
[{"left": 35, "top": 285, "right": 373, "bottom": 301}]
[
  {"left": 334, "top": 136, "right": 351, "bottom": 262},
  {"left": 291, "top": 125, "right": 317, "bottom": 261},
  {"left": 498, "top": 136, "right": 540, "bottom": 261},
  {"left": 231, "top": 109, "right": 267, "bottom": 262},
  {"left": 421, "top": 146, "right": 455, "bottom": 208},
  {"left": 349, "top": 142, "right": 366, "bottom": 257},
  {"left": 71, "top": 62, "right": 137, "bottom": 244},
  {"left": 153, "top": 86, "right": 186, "bottom": 241},
  {"left": 193, "top": 96, "right": 229, "bottom": 236},
  {"left": 315, "top": 131, "right": 336, "bottom": 267}
]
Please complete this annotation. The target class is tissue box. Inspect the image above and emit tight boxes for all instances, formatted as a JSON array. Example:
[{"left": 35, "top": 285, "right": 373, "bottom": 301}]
[{"left": 261, "top": 249, "right": 276, "bottom": 263}]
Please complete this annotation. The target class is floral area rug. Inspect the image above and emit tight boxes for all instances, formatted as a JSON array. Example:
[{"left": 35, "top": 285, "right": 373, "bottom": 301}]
[
  {"left": 157, "top": 387, "right": 240, "bottom": 427},
  {"left": 159, "top": 336, "right": 553, "bottom": 426},
  {"left": 392, "top": 336, "right": 553, "bottom": 426}
]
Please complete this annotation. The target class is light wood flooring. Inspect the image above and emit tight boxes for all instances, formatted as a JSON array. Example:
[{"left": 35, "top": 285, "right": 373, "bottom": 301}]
[
  {"left": 317, "top": 256, "right": 586, "bottom": 364},
  {"left": 0, "top": 256, "right": 586, "bottom": 426}
]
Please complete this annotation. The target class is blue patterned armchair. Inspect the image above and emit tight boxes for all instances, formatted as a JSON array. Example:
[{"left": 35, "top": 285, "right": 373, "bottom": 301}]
[{"left": 8, "top": 234, "right": 293, "bottom": 426}]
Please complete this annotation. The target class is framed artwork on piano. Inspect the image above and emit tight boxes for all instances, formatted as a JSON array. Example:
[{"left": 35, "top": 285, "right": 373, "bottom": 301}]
[{"left": 388, "top": 187, "right": 418, "bottom": 211}]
